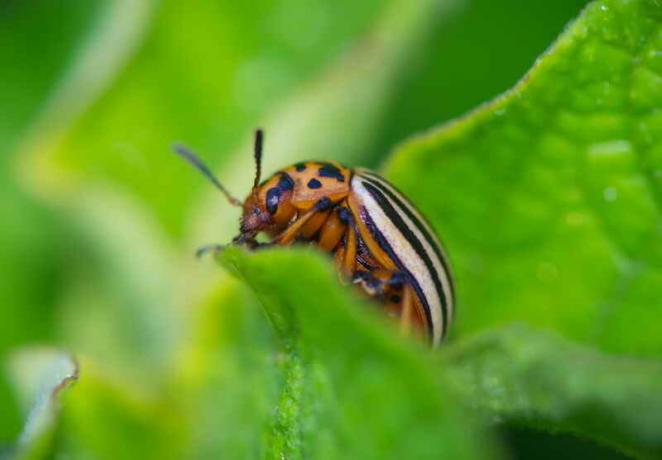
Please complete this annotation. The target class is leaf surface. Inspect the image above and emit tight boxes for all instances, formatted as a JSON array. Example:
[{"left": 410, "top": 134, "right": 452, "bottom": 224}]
[
  {"left": 219, "top": 246, "right": 499, "bottom": 460},
  {"left": 385, "top": 0, "right": 662, "bottom": 355},
  {"left": 6, "top": 349, "right": 78, "bottom": 460},
  {"left": 442, "top": 325, "right": 662, "bottom": 458}
]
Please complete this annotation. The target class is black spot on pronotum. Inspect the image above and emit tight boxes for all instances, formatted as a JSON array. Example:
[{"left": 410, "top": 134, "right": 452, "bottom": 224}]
[
  {"left": 295, "top": 162, "right": 307, "bottom": 172},
  {"left": 318, "top": 163, "right": 345, "bottom": 182},
  {"left": 307, "top": 178, "right": 322, "bottom": 189},
  {"left": 278, "top": 173, "right": 294, "bottom": 191},
  {"left": 266, "top": 187, "right": 281, "bottom": 214},
  {"left": 315, "top": 197, "right": 333, "bottom": 211},
  {"left": 390, "top": 295, "right": 401, "bottom": 304}
]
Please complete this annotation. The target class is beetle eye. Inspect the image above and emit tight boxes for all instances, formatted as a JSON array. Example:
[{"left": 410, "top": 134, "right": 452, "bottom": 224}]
[{"left": 266, "top": 187, "right": 281, "bottom": 214}]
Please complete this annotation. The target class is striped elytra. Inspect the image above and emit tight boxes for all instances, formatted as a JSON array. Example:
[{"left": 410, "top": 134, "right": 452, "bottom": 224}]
[{"left": 174, "top": 129, "right": 455, "bottom": 346}]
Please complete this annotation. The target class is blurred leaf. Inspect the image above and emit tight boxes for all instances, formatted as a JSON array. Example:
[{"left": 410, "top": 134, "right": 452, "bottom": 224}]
[
  {"left": 5, "top": 348, "right": 78, "bottom": 460},
  {"left": 219, "top": 246, "right": 500, "bottom": 460},
  {"left": 442, "top": 325, "right": 662, "bottom": 459},
  {"left": 0, "top": 1, "right": 102, "bottom": 150},
  {"left": 189, "top": 0, "right": 458, "bottom": 245},
  {"left": 58, "top": 359, "right": 185, "bottom": 460},
  {"left": 502, "top": 426, "right": 631, "bottom": 460},
  {"left": 0, "top": 1, "right": 104, "bottom": 442},
  {"left": 4, "top": 0, "right": 659, "bottom": 458},
  {"left": 385, "top": 0, "right": 662, "bottom": 355},
  {"left": 54, "top": 186, "right": 191, "bottom": 383},
  {"left": 15, "top": 0, "right": 460, "bottom": 402},
  {"left": 0, "top": 177, "right": 63, "bottom": 444},
  {"left": 372, "top": 0, "right": 588, "bottom": 161},
  {"left": 174, "top": 279, "right": 279, "bottom": 459},
  {"left": 10, "top": 2, "right": 472, "bottom": 457},
  {"left": 16, "top": 0, "right": 419, "bottom": 238}
]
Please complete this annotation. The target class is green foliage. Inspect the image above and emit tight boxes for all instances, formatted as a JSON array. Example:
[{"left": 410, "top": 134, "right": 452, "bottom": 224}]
[
  {"left": 2, "top": 0, "right": 660, "bottom": 458},
  {"left": 6, "top": 349, "right": 78, "bottom": 460},
  {"left": 216, "top": 246, "right": 498, "bottom": 459},
  {"left": 386, "top": 0, "right": 662, "bottom": 355},
  {"left": 442, "top": 325, "right": 662, "bottom": 458},
  {"left": 0, "top": 0, "right": 99, "bottom": 441}
]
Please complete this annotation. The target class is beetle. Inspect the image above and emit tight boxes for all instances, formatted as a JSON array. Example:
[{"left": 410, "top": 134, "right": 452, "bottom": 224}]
[{"left": 174, "top": 129, "right": 454, "bottom": 346}]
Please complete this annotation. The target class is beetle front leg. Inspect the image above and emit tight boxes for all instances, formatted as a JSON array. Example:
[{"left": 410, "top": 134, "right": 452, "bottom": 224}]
[
  {"left": 274, "top": 197, "right": 334, "bottom": 245},
  {"left": 197, "top": 233, "right": 265, "bottom": 257},
  {"left": 195, "top": 244, "right": 226, "bottom": 258},
  {"left": 232, "top": 233, "right": 266, "bottom": 250}
]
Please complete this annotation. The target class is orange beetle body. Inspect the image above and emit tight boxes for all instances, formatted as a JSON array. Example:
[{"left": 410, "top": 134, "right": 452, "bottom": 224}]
[
  {"left": 240, "top": 161, "right": 352, "bottom": 243},
  {"left": 175, "top": 130, "right": 454, "bottom": 346}
]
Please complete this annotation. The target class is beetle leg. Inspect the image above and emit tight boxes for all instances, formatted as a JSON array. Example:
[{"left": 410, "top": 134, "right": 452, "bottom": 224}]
[
  {"left": 352, "top": 270, "right": 405, "bottom": 297},
  {"left": 196, "top": 237, "right": 269, "bottom": 256},
  {"left": 384, "top": 272, "right": 406, "bottom": 290},
  {"left": 333, "top": 246, "right": 346, "bottom": 283},
  {"left": 299, "top": 210, "right": 331, "bottom": 239},
  {"left": 195, "top": 244, "right": 226, "bottom": 258},
  {"left": 275, "top": 197, "right": 334, "bottom": 245},
  {"left": 273, "top": 208, "right": 315, "bottom": 244},
  {"left": 318, "top": 207, "right": 347, "bottom": 252},
  {"left": 352, "top": 269, "right": 421, "bottom": 338},
  {"left": 342, "top": 222, "right": 358, "bottom": 277},
  {"left": 399, "top": 285, "right": 413, "bottom": 337},
  {"left": 352, "top": 271, "right": 380, "bottom": 294},
  {"left": 329, "top": 205, "right": 358, "bottom": 278}
]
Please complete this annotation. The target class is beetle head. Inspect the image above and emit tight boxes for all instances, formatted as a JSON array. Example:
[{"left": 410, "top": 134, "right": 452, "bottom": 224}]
[{"left": 238, "top": 190, "right": 271, "bottom": 239}]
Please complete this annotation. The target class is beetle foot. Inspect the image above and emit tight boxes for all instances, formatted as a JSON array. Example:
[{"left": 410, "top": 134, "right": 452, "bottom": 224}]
[
  {"left": 352, "top": 271, "right": 385, "bottom": 297},
  {"left": 195, "top": 244, "right": 226, "bottom": 258}
]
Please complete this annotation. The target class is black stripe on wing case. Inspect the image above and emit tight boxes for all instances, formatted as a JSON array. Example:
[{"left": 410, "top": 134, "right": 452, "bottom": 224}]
[
  {"left": 361, "top": 180, "right": 448, "bottom": 338},
  {"left": 361, "top": 208, "right": 435, "bottom": 342},
  {"left": 359, "top": 172, "right": 455, "bottom": 304}
]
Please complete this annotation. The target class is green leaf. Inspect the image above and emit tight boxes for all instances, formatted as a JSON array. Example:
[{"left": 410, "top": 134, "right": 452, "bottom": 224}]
[
  {"left": 189, "top": 0, "right": 458, "bottom": 246},
  {"left": 13, "top": 0, "right": 455, "bottom": 402},
  {"left": 57, "top": 360, "right": 186, "bottom": 460},
  {"left": 0, "top": 1, "right": 102, "bottom": 149},
  {"left": 6, "top": 348, "right": 78, "bottom": 460},
  {"left": 0, "top": 1, "right": 102, "bottom": 440},
  {"left": 4, "top": 0, "right": 660, "bottom": 458},
  {"left": 173, "top": 279, "right": 279, "bottom": 458},
  {"left": 372, "top": 0, "right": 588, "bottom": 163},
  {"left": 9, "top": 2, "right": 478, "bottom": 457},
  {"left": 218, "top": 246, "right": 499, "bottom": 460},
  {"left": 442, "top": 325, "right": 662, "bottom": 459},
  {"left": 385, "top": 0, "right": 662, "bottom": 355},
  {"left": 15, "top": 0, "right": 432, "bottom": 239},
  {"left": 55, "top": 188, "right": 182, "bottom": 377}
]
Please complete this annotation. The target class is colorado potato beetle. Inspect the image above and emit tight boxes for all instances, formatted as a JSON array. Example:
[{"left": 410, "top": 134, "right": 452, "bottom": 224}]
[{"left": 174, "top": 130, "right": 454, "bottom": 346}]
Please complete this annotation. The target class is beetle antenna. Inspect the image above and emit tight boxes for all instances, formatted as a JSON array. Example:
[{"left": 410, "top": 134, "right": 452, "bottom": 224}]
[
  {"left": 253, "top": 129, "right": 264, "bottom": 188},
  {"left": 172, "top": 143, "right": 242, "bottom": 207}
]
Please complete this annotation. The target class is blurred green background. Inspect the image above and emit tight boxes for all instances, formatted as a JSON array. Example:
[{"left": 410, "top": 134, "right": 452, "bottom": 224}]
[{"left": 1, "top": 0, "right": 614, "bottom": 457}]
